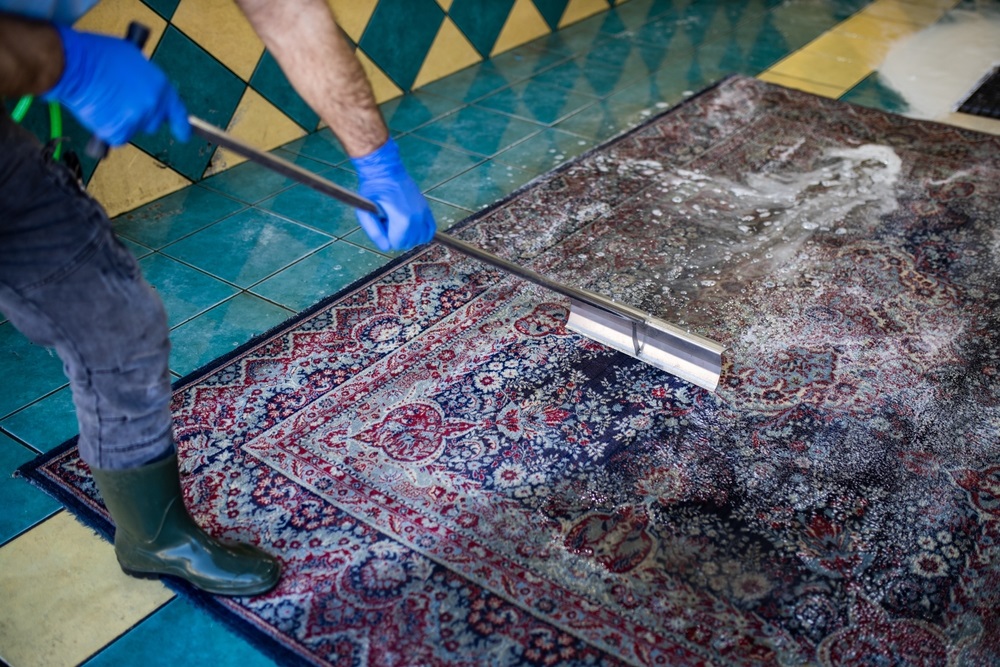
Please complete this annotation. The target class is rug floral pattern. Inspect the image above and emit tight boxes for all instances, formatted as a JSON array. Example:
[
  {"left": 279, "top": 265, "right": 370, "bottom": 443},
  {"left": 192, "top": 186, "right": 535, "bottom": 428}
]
[{"left": 28, "top": 76, "right": 1000, "bottom": 666}]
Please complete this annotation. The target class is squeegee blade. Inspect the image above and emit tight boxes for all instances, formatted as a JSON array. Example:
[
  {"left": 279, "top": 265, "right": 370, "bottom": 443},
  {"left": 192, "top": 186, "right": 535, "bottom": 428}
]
[{"left": 565, "top": 299, "right": 725, "bottom": 392}]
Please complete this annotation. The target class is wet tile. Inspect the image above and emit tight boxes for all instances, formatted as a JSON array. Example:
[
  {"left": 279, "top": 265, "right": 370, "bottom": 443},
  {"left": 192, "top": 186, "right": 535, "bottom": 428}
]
[
  {"left": 418, "top": 60, "right": 517, "bottom": 103},
  {"left": 571, "top": 37, "right": 675, "bottom": 84},
  {"left": 162, "top": 210, "right": 334, "bottom": 288},
  {"left": 0, "top": 512, "right": 173, "bottom": 667},
  {"left": 257, "top": 167, "right": 362, "bottom": 239},
  {"left": 475, "top": 79, "right": 597, "bottom": 125},
  {"left": 276, "top": 128, "right": 350, "bottom": 167},
  {"left": 380, "top": 91, "right": 466, "bottom": 133},
  {"left": 426, "top": 161, "right": 534, "bottom": 211},
  {"left": 118, "top": 237, "right": 153, "bottom": 261},
  {"left": 200, "top": 153, "right": 331, "bottom": 205},
  {"left": 169, "top": 294, "right": 293, "bottom": 378},
  {"left": 113, "top": 186, "right": 246, "bottom": 250},
  {"left": 0, "top": 432, "right": 60, "bottom": 547},
  {"left": 524, "top": 17, "right": 614, "bottom": 56},
  {"left": 449, "top": 0, "right": 519, "bottom": 56},
  {"left": 757, "top": 71, "right": 846, "bottom": 98},
  {"left": 413, "top": 105, "right": 543, "bottom": 157},
  {"left": 1, "top": 387, "right": 77, "bottom": 454},
  {"left": 252, "top": 241, "right": 390, "bottom": 312},
  {"left": 532, "top": 58, "right": 639, "bottom": 98},
  {"left": 0, "top": 323, "right": 68, "bottom": 420},
  {"left": 494, "top": 127, "right": 595, "bottom": 174},
  {"left": 768, "top": 48, "right": 872, "bottom": 90},
  {"left": 487, "top": 46, "right": 570, "bottom": 84},
  {"left": 83, "top": 597, "right": 276, "bottom": 667},
  {"left": 396, "top": 135, "right": 486, "bottom": 190},
  {"left": 840, "top": 72, "right": 911, "bottom": 114},
  {"left": 139, "top": 254, "right": 240, "bottom": 328}
]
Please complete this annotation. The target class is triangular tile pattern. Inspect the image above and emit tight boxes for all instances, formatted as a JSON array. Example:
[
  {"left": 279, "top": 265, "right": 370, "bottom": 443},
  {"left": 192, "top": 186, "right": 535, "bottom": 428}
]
[{"left": 59, "top": 0, "right": 634, "bottom": 216}]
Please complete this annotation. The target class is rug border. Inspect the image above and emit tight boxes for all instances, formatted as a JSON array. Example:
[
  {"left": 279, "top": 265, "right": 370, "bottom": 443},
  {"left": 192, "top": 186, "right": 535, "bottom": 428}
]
[{"left": 14, "top": 73, "right": 740, "bottom": 666}]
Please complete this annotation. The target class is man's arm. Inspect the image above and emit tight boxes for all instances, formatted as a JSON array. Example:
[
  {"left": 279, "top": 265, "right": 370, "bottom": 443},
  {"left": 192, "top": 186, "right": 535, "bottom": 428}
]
[
  {"left": 0, "top": 14, "right": 64, "bottom": 96},
  {"left": 234, "top": 0, "right": 388, "bottom": 158}
]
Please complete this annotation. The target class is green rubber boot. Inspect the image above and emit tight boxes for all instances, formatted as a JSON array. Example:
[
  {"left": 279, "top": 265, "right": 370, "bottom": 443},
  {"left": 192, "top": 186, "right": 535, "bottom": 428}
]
[{"left": 91, "top": 454, "right": 280, "bottom": 596}]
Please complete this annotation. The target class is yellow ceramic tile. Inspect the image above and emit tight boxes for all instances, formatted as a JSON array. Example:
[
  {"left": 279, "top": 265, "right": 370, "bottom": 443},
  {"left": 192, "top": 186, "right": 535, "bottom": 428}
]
[
  {"left": 74, "top": 0, "right": 168, "bottom": 56},
  {"left": 0, "top": 512, "right": 173, "bottom": 667},
  {"left": 558, "top": 0, "right": 611, "bottom": 28},
  {"left": 171, "top": 0, "right": 265, "bottom": 81},
  {"left": 757, "top": 71, "right": 848, "bottom": 98},
  {"left": 205, "top": 88, "right": 307, "bottom": 176},
  {"left": 943, "top": 112, "right": 1000, "bottom": 136},
  {"left": 88, "top": 144, "right": 192, "bottom": 218},
  {"left": 833, "top": 14, "right": 925, "bottom": 42},
  {"left": 436, "top": 0, "right": 455, "bottom": 11},
  {"left": 768, "top": 48, "right": 872, "bottom": 90},
  {"left": 355, "top": 49, "right": 404, "bottom": 104},
  {"left": 491, "top": 0, "right": 552, "bottom": 56},
  {"left": 328, "top": 0, "right": 379, "bottom": 43},
  {"left": 413, "top": 18, "right": 484, "bottom": 89},
  {"left": 805, "top": 30, "right": 892, "bottom": 68},
  {"left": 860, "top": 0, "right": 955, "bottom": 27}
]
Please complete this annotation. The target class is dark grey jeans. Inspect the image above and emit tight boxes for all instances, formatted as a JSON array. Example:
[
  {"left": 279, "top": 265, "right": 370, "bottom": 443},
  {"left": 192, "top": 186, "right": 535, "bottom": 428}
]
[{"left": 0, "top": 114, "right": 173, "bottom": 469}]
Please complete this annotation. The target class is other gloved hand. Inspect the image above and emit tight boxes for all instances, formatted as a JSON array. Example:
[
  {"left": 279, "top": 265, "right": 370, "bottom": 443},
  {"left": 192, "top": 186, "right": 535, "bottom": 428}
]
[
  {"left": 43, "top": 25, "right": 190, "bottom": 147},
  {"left": 351, "top": 138, "right": 436, "bottom": 252}
]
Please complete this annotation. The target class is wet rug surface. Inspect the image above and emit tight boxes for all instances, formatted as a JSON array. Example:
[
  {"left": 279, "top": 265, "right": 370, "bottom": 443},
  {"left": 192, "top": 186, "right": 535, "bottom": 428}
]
[{"left": 21, "top": 76, "right": 1000, "bottom": 666}]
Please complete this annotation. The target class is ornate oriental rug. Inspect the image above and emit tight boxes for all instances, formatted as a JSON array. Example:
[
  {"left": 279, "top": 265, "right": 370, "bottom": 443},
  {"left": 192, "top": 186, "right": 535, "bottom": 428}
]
[{"left": 20, "top": 76, "right": 1000, "bottom": 666}]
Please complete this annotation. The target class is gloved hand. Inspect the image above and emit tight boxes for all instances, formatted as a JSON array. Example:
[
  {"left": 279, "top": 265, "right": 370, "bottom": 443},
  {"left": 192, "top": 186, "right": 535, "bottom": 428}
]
[
  {"left": 351, "top": 138, "right": 436, "bottom": 252},
  {"left": 43, "top": 25, "right": 190, "bottom": 146}
]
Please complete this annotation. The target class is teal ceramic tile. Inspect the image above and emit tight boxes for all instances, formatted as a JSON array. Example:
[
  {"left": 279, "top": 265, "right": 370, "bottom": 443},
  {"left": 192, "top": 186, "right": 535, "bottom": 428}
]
[
  {"left": 573, "top": 36, "right": 673, "bottom": 84},
  {"left": 169, "top": 294, "right": 293, "bottom": 378},
  {"left": 143, "top": 0, "right": 180, "bottom": 20},
  {"left": 258, "top": 167, "right": 360, "bottom": 238},
  {"left": 395, "top": 135, "right": 485, "bottom": 190},
  {"left": 82, "top": 597, "right": 276, "bottom": 667},
  {"left": 552, "top": 101, "right": 630, "bottom": 142},
  {"left": 138, "top": 254, "right": 240, "bottom": 328},
  {"left": 534, "top": 0, "right": 572, "bottom": 30},
  {"left": 413, "top": 106, "right": 542, "bottom": 157},
  {"left": 0, "top": 323, "right": 67, "bottom": 420},
  {"left": 1, "top": 387, "right": 77, "bottom": 453},
  {"left": 609, "top": 0, "right": 677, "bottom": 33},
  {"left": 359, "top": 0, "right": 444, "bottom": 90},
  {"left": 426, "top": 161, "right": 533, "bottom": 211},
  {"left": 494, "top": 127, "right": 595, "bottom": 174},
  {"left": 162, "top": 210, "right": 334, "bottom": 288},
  {"left": 532, "top": 58, "right": 638, "bottom": 98},
  {"left": 418, "top": 61, "right": 515, "bottom": 104},
  {"left": 767, "top": 2, "right": 846, "bottom": 51},
  {"left": 0, "top": 433, "right": 60, "bottom": 547},
  {"left": 252, "top": 241, "right": 389, "bottom": 312},
  {"left": 200, "top": 153, "right": 331, "bottom": 204},
  {"left": 523, "top": 16, "right": 613, "bottom": 56},
  {"left": 118, "top": 237, "right": 153, "bottom": 260},
  {"left": 137, "top": 27, "right": 247, "bottom": 181},
  {"left": 250, "top": 51, "right": 320, "bottom": 131},
  {"left": 449, "top": 0, "right": 517, "bottom": 56},
  {"left": 475, "top": 79, "right": 596, "bottom": 125},
  {"left": 277, "top": 128, "right": 350, "bottom": 167},
  {"left": 840, "top": 73, "right": 910, "bottom": 115},
  {"left": 113, "top": 185, "right": 246, "bottom": 249},
  {"left": 487, "top": 46, "right": 569, "bottom": 84},
  {"left": 380, "top": 91, "right": 466, "bottom": 134}
]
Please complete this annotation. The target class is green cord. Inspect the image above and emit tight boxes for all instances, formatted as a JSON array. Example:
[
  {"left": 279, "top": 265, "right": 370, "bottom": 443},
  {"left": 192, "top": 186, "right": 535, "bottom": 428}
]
[
  {"left": 48, "top": 102, "right": 63, "bottom": 160},
  {"left": 12, "top": 95, "right": 33, "bottom": 123},
  {"left": 10, "top": 95, "right": 65, "bottom": 160}
]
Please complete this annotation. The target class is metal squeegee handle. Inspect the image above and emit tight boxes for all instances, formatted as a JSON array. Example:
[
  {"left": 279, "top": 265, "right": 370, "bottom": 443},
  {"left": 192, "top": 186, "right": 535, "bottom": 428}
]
[{"left": 189, "top": 117, "right": 662, "bottom": 327}]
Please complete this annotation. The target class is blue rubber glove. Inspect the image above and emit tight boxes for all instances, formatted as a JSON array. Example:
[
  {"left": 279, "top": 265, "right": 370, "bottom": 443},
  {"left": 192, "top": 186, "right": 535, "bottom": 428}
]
[
  {"left": 42, "top": 25, "right": 190, "bottom": 147},
  {"left": 351, "top": 138, "right": 436, "bottom": 252}
]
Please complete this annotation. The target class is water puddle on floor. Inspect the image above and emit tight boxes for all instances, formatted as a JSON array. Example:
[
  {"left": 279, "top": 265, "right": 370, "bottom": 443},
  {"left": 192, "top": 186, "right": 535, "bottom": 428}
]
[{"left": 877, "top": 1, "right": 1000, "bottom": 121}]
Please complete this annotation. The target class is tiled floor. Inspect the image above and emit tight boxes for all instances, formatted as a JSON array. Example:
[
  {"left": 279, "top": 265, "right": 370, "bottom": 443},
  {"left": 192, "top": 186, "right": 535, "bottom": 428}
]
[{"left": 2, "top": 0, "right": 999, "bottom": 664}]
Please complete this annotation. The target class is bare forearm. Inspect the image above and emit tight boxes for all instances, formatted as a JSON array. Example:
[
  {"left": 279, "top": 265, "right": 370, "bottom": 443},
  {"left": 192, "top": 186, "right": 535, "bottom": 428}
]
[
  {"left": 235, "top": 0, "right": 388, "bottom": 157},
  {"left": 0, "top": 14, "right": 63, "bottom": 97}
]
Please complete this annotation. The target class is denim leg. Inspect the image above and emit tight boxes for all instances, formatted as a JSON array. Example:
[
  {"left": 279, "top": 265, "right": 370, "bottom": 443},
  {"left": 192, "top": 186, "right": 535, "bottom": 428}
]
[{"left": 0, "top": 116, "right": 174, "bottom": 469}]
